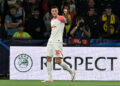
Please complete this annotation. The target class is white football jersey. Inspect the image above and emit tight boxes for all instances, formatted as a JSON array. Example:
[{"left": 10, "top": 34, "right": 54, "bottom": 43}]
[{"left": 48, "top": 16, "right": 65, "bottom": 43}]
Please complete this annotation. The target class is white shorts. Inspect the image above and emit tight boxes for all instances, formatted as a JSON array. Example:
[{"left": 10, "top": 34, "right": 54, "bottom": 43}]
[{"left": 46, "top": 42, "right": 63, "bottom": 58}]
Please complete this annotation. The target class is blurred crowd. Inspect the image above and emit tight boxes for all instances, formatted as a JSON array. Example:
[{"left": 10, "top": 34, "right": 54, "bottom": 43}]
[{"left": 0, "top": 0, "right": 120, "bottom": 40}]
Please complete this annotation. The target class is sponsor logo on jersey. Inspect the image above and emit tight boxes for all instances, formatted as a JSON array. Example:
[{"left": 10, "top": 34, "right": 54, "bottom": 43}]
[{"left": 51, "top": 25, "right": 56, "bottom": 29}]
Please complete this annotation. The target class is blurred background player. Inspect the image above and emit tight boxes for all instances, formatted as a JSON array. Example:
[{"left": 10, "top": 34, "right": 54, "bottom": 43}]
[{"left": 45, "top": 6, "right": 76, "bottom": 82}]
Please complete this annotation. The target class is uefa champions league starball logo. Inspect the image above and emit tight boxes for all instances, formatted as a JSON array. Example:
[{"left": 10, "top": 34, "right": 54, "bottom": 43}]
[{"left": 14, "top": 54, "right": 33, "bottom": 72}]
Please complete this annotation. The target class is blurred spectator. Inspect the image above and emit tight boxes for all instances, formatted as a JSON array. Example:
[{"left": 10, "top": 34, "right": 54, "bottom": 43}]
[
  {"left": 86, "top": 7, "right": 100, "bottom": 38},
  {"left": 26, "top": 8, "right": 46, "bottom": 39},
  {"left": 0, "top": 0, "right": 120, "bottom": 41},
  {"left": 70, "top": 17, "right": 91, "bottom": 39},
  {"left": 15, "top": 0, "right": 25, "bottom": 23},
  {"left": 0, "top": 0, "right": 2, "bottom": 4},
  {"left": 12, "top": 24, "right": 31, "bottom": 39},
  {"left": 88, "top": 0, "right": 95, "bottom": 8},
  {"left": 62, "top": 6, "right": 71, "bottom": 38},
  {"left": 24, "top": 0, "right": 40, "bottom": 19},
  {"left": 42, "top": 0, "right": 50, "bottom": 13},
  {"left": 70, "top": 14, "right": 78, "bottom": 33},
  {"left": 7, "top": 0, "right": 16, "bottom": 5},
  {"left": 100, "top": 4, "right": 120, "bottom": 39},
  {"left": 0, "top": 0, "right": 9, "bottom": 24},
  {"left": 76, "top": 0, "right": 88, "bottom": 16},
  {"left": 63, "top": 0, "right": 76, "bottom": 25},
  {"left": 43, "top": 11, "right": 51, "bottom": 38},
  {"left": 7, "top": 0, "right": 23, "bottom": 6},
  {"left": 86, "top": 0, "right": 97, "bottom": 15},
  {"left": 29, "top": 0, "right": 40, "bottom": 11},
  {"left": 95, "top": 0, "right": 106, "bottom": 15},
  {"left": 68, "top": 0, "right": 76, "bottom": 14},
  {"left": 77, "top": 0, "right": 97, "bottom": 16},
  {"left": 5, "top": 6, "right": 22, "bottom": 38},
  {"left": 63, "top": 0, "right": 76, "bottom": 15}
]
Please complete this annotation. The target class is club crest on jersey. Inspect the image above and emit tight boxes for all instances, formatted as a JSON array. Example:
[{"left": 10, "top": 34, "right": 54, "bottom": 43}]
[{"left": 51, "top": 25, "right": 56, "bottom": 29}]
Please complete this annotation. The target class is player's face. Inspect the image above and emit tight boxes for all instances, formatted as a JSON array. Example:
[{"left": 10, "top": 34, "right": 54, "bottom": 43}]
[{"left": 51, "top": 8, "right": 59, "bottom": 18}]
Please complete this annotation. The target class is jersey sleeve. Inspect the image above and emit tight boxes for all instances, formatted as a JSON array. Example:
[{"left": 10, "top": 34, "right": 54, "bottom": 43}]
[{"left": 57, "top": 16, "right": 66, "bottom": 23}]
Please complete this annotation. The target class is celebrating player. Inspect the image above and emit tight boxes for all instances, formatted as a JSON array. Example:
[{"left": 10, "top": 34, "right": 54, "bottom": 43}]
[{"left": 45, "top": 6, "right": 76, "bottom": 82}]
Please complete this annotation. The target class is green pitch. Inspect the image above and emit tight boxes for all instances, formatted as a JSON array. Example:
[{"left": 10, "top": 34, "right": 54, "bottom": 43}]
[{"left": 0, "top": 80, "right": 120, "bottom": 86}]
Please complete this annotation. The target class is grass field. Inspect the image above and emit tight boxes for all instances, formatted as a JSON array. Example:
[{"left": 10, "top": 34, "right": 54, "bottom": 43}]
[{"left": 0, "top": 80, "right": 120, "bottom": 86}]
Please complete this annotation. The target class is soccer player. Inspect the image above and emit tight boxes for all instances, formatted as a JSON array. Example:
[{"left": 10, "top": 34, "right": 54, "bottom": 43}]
[{"left": 45, "top": 6, "right": 76, "bottom": 82}]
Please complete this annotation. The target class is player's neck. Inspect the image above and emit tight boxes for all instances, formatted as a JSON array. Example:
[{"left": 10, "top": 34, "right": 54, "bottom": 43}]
[{"left": 53, "top": 15, "right": 59, "bottom": 19}]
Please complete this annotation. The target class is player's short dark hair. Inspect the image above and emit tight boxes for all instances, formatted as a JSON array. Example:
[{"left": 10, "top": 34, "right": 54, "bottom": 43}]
[{"left": 51, "top": 6, "right": 59, "bottom": 10}]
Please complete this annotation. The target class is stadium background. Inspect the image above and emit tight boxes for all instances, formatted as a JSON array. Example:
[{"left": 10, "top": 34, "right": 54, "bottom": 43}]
[{"left": 0, "top": 0, "right": 120, "bottom": 86}]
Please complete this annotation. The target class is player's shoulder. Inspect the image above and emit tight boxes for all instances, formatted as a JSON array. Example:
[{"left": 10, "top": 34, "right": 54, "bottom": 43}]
[
  {"left": 58, "top": 16, "right": 65, "bottom": 18},
  {"left": 57, "top": 15, "right": 65, "bottom": 19},
  {"left": 57, "top": 16, "right": 66, "bottom": 23}
]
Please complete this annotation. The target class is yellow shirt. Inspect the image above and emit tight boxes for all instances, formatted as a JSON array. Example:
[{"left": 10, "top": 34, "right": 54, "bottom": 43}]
[
  {"left": 62, "top": 14, "right": 71, "bottom": 37},
  {"left": 13, "top": 32, "right": 31, "bottom": 38}
]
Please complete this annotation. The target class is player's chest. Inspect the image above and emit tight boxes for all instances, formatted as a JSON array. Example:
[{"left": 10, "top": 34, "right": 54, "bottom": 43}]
[{"left": 51, "top": 20, "right": 61, "bottom": 29}]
